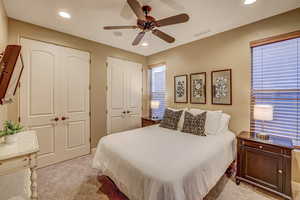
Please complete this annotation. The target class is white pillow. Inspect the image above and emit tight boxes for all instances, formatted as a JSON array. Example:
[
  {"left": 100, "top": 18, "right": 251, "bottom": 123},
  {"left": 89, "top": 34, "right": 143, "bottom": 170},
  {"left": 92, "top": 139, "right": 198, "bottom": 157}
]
[
  {"left": 189, "top": 109, "right": 223, "bottom": 135},
  {"left": 217, "top": 113, "right": 231, "bottom": 134},
  {"left": 167, "top": 107, "right": 187, "bottom": 130}
]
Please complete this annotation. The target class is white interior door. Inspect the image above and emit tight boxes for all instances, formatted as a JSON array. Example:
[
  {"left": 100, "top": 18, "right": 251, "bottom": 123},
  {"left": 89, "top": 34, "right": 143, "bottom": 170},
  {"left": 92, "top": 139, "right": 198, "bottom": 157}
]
[
  {"left": 107, "top": 57, "right": 127, "bottom": 134},
  {"left": 126, "top": 61, "right": 142, "bottom": 130},
  {"left": 107, "top": 57, "right": 142, "bottom": 134},
  {"left": 20, "top": 38, "right": 61, "bottom": 167},
  {"left": 60, "top": 46, "right": 90, "bottom": 159},
  {"left": 20, "top": 38, "right": 90, "bottom": 167}
]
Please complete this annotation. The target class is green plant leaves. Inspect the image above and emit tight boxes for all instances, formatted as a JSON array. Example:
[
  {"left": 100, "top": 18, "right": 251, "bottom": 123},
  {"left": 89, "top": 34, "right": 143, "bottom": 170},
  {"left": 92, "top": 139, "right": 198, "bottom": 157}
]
[{"left": 0, "top": 121, "right": 23, "bottom": 137}]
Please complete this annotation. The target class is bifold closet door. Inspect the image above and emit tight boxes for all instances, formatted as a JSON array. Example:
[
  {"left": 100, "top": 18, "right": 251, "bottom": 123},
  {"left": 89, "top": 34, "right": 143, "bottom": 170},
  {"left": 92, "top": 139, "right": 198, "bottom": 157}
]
[
  {"left": 107, "top": 57, "right": 142, "bottom": 134},
  {"left": 20, "top": 38, "right": 90, "bottom": 168}
]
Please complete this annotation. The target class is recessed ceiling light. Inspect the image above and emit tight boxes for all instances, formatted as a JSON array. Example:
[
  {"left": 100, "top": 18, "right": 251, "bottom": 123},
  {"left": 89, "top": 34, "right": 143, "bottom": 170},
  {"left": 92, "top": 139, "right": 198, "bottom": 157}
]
[
  {"left": 244, "top": 0, "right": 256, "bottom": 5},
  {"left": 141, "top": 42, "right": 149, "bottom": 47},
  {"left": 59, "top": 11, "right": 71, "bottom": 19}
]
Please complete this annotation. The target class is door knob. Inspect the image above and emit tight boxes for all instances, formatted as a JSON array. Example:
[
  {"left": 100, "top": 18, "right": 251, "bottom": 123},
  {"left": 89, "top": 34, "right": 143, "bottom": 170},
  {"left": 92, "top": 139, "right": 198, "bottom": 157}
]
[
  {"left": 126, "top": 110, "right": 131, "bottom": 114},
  {"left": 122, "top": 111, "right": 126, "bottom": 114},
  {"left": 61, "top": 116, "right": 69, "bottom": 121},
  {"left": 51, "top": 117, "right": 59, "bottom": 121}
]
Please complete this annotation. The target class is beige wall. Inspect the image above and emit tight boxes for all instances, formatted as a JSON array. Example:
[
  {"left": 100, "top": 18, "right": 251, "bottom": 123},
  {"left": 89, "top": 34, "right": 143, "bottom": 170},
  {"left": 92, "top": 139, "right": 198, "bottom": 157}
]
[
  {"left": 147, "top": 8, "right": 300, "bottom": 188},
  {"left": 7, "top": 18, "right": 147, "bottom": 148},
  {"left": 147, "top": 8, "right": 300, "bottom": 135},
  {"left": 0, "top": 0, "right": 8, "bottom": 129}
]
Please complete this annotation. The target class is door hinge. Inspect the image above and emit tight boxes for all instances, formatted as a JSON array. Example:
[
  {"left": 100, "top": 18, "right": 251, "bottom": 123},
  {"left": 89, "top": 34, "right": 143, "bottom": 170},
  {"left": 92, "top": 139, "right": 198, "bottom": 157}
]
[
  {"left": 106, "top": 62, "right": 108, "bottom": 67},
  {"left": 89, "top": 137, "right": 91, "bottom": 143},
  {"left": 106, "top": 85, "right": 108, "bottom": 91},
  {"left": 18, "top": 116, "right": 21, "bottom": 122},
  {"left": 89, "top": 85, "right": 91, "bottom": 90},
  {"left": 90, "top": 59, "right": 92, "bottom": 64},
  {"left": 89, "top": 112, "right": 91, "bottom": 116},
  {"left": 106, "top": 110, "right": 108, "bottom": 114}
]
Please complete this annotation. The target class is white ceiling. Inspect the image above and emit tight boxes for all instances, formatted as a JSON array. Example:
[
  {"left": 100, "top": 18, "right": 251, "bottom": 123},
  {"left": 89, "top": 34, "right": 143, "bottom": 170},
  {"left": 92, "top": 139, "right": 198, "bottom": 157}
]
[{"left": 3, "top": 0, "right": 300, "bottom": 56}]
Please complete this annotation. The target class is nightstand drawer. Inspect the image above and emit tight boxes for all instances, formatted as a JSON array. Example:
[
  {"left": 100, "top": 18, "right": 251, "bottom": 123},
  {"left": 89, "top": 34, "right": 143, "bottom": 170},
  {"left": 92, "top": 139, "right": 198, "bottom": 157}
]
[
  {"left": 244, "top": 141, "right": 282, "bottom": 154},
  {"left": 0, "top": 156, "right": 30, "bottom": 174}
]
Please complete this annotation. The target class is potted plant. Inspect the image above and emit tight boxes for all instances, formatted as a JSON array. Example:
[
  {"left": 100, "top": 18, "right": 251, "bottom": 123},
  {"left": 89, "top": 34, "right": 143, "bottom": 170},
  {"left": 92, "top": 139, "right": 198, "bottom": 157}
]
[{"left": 0, "top": 121, "right": 23, "bottom": 144}]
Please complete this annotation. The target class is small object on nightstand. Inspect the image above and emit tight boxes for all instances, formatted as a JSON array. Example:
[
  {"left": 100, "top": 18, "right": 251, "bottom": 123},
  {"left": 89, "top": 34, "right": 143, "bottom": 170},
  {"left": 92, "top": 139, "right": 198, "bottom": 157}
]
[
  {"left": 236, "top": 131, "right": 293, "bottom": 200},
  {"left": 142, "top": 117, "right": 161, "bottom": 127},
  {"left": 256, "top": 132, "right": 270, "bottom": 140}
]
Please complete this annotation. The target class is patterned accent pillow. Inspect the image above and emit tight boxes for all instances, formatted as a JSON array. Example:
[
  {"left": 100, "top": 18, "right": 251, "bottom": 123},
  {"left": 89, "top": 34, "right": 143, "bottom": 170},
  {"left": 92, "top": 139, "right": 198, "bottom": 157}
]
[
  {"left": 182, "top": 111, "right": 207, "bottom": 136},
  {"left": 159, "top": 109, "right": 183, "bottom": 130}
]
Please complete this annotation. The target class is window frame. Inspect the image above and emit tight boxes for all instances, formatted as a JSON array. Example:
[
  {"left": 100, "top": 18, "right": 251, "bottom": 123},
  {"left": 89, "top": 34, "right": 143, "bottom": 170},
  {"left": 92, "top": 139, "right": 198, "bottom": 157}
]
[{"left": 250, "top": 30, "right": 300, "bottom": 141}]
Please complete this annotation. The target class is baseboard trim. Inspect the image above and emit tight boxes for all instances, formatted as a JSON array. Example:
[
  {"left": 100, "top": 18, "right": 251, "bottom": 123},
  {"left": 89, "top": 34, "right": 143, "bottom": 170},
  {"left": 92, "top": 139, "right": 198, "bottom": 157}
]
[{"left": 91, "top": 147, "right": 97, "bottom": 154}]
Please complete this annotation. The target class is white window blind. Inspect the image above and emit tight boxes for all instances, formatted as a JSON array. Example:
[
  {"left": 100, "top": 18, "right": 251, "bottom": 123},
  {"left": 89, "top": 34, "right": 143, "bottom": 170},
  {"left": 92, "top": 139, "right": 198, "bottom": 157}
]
[
  {"left": 150, "top": 65, "right": 166, "bottom": 120},
  {"left": 251, "top": 38, "right": 300, "bottom": 140}
]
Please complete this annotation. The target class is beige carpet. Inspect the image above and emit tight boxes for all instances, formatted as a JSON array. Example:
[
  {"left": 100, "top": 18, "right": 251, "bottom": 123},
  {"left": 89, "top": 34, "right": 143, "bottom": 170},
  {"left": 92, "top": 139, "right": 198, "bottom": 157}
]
[{"left": 37, "top": 154, "right": 283, "bottom": 200}]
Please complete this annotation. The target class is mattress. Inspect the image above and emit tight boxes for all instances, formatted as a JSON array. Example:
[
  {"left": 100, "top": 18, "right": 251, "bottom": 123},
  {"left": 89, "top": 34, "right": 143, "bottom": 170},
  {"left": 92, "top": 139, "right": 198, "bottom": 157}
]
[{"left": 93, "top": 125, "right": 236, "bottom": 200}]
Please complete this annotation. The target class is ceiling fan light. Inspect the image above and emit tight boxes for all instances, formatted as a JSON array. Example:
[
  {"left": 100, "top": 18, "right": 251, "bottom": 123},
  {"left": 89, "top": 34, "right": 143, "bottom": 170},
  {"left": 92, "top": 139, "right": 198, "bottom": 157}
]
[{"left": 244, "top": 0, "right": 256, "bottom": 5}]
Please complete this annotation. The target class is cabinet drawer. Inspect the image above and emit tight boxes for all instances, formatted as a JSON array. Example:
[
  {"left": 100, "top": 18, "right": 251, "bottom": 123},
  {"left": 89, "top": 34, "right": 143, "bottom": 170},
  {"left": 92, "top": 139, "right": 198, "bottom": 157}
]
[
  {"left": 244, "top": 140, "right": 282, "bottom": 154},
  {"left": 0, "top": 156, "right": 30, "bottom": 174}
]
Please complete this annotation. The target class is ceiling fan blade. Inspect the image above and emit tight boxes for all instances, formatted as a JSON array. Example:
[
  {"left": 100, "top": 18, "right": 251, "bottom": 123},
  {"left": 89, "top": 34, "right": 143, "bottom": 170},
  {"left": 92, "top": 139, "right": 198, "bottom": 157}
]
[
  {"left": 156, "top": 13, "right": 189, "bottom": 27},
  {"left": 104, "top": 26, "right": 138, "bottom": 30},
  {"left": 127, "top": 0, "right": 146, "bottom": 20},
  {"left": 132, "top": 32, "right": 145, "bottom": 46},
  {"left": 152, "top": 29, "right": 175, "bottom": 43}
]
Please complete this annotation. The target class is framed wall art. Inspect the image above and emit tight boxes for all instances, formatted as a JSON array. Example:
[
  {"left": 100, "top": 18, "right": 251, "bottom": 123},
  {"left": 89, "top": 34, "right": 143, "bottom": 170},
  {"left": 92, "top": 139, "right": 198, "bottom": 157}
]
[
  {"left": 174, "top": 74, "right": 188, "bottom": 103},
  {"left": 190, "top": 72, "right": 206, "bottom": 104},
  {"left": 211, "top": 69, "right": 232, "bottom": 105}
]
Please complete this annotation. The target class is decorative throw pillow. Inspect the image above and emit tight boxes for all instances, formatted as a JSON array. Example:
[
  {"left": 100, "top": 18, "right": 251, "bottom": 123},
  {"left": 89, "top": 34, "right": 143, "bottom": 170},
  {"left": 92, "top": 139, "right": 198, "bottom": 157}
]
[
  {"left": 182, "top": 111, "right": 207, "bottom": 136},
  {"left": 189, "top": 109, "right": 223, "bottom": 135},
  {"left": 159, "top": 109, "right": 183, "bottom": 130}
]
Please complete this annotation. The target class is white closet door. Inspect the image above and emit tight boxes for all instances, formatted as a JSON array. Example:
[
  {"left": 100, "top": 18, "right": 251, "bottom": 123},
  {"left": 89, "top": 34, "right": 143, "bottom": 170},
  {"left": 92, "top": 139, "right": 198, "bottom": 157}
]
[
  {"left": 20, "top": 38, "right": 90, "bottom": 167},
  {"left": 60, "top": 46, "right": 90, "bottom": 160},
  {"left": 107, "top": 57, "right": 127, "bottom": 134},
  {"left": 20, "top": 38, "right": 61, "bottom": 167},
  {"left": 107, "top": 57, "right": 142, "bottom": 134},
  {"left": 125, "top": 61, "right": 142, "bottom": 130}
]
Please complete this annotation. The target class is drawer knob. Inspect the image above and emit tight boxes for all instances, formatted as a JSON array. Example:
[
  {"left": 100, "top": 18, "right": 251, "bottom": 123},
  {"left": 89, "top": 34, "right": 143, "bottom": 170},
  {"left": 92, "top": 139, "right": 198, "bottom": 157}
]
[
  {"left": 259, "top": 145, "right": 263, "bottom": 149},
  {"left": 278, "top": 170, "right": 283, "bottom": 174}
]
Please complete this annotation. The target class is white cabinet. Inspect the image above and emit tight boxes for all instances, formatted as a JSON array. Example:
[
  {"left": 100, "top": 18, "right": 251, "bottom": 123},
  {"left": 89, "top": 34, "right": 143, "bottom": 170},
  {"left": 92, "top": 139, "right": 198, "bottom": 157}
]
[
  {"left": 0, "top": 131, "right": 39, "bottom": 200},
  {"left": 107, "top": 57, "right": 142, "bottom": 134},
  {"left": 20, "top": 38, "right": 90, "bottom": 168}
]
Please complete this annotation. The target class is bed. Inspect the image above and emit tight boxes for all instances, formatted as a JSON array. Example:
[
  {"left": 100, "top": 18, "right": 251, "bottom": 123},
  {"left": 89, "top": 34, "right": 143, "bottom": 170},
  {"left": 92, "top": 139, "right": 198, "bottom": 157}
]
[{"left": 93, "top": 124, "right": 236, "bottom": 200}]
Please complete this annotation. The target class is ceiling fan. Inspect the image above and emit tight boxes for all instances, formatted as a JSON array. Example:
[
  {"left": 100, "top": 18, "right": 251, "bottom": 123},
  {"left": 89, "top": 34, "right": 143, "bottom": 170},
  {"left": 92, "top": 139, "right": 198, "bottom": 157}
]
[{"left": 103, "top": 0, "right": 190, "bottom": 46}]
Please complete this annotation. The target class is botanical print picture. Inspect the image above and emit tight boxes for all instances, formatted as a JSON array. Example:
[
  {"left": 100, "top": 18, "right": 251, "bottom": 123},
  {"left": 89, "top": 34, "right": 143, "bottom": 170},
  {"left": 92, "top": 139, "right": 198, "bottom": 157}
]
[
  {"left": 190, "top": 73, "right": 206, "bottom": 104},
  {"left": 211, "top": 69, "right": 232, "bottom": 105},
  {"left": 174, "top": 75, "right": 188, "bottom": 103}
]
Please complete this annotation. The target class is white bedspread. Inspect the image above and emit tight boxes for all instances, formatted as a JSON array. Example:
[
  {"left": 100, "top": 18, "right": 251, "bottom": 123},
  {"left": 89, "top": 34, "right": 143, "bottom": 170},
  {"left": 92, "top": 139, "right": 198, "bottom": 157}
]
[{"left": 93, "top": 125, "right": 236, "bottom": 200}]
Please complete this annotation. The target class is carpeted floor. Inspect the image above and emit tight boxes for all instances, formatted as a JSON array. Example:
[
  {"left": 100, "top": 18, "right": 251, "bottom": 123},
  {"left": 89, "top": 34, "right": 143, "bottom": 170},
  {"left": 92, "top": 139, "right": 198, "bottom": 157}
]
[{"left": 37, "top": 154, "right": 283, "bottom": 200}]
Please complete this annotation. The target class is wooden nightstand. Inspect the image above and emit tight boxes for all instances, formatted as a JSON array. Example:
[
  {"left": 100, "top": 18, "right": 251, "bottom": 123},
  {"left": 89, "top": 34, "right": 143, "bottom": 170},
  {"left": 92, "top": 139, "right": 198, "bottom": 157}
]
[
  {"left": 236, "top": 131, "right": 293, "bottom": 200},
  {"left": 142, "top": 117, "right": 161, "bottom": 127}
]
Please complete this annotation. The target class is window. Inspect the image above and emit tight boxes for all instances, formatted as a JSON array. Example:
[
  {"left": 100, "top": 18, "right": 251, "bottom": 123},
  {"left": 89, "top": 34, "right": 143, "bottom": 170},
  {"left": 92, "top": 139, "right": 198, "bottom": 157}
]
[
  {"left": 150, "top": 65, "right": 166, "bottom": 120},
  {"left": 251, "top": 34, "right": 300, "bottom": 141}
]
